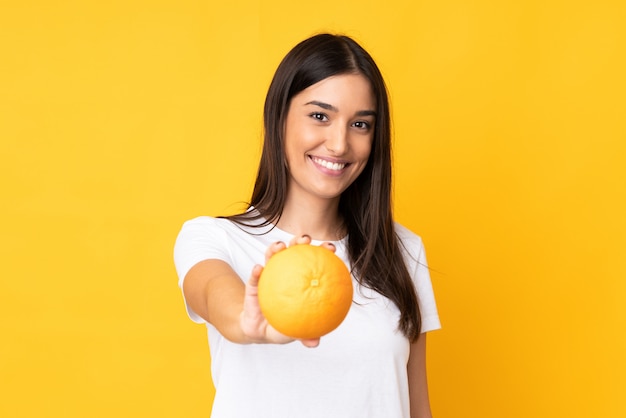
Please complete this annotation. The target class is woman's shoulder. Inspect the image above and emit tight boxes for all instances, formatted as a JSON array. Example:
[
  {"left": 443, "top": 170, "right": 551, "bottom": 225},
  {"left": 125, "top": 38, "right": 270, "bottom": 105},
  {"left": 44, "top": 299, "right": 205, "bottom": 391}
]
[
  {"left": 393, "top": 222, "right": 427, "bottom": 263},
  {"left": 179, "top": 215, "right": 235, "bottom": 234},
  {"left": 178, "top": 211, "right": 279, "bottom": 243},
  {"left": 181, "top": 215, "right": 227, "bottom": 227},
  {"left": 180, "top": 207, "right": 266, "bottom": 228},
  {"left": 176, "top": 216, "right": 229, "bottom": 242},
  {"left": 394, "top": 222, "right": 425, "bottom": 248}
]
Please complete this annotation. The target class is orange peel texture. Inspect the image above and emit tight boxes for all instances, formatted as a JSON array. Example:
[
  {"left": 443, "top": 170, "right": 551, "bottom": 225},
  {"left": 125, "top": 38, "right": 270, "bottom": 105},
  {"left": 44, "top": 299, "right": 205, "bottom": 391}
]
[{"left": 258, "top": 244, "right": 353, "bottom": 339}]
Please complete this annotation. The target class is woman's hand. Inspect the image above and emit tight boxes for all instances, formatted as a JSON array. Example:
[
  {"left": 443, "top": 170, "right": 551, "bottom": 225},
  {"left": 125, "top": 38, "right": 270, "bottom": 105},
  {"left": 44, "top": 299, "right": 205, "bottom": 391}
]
[{"left": 239, "top": 235, "right": 336, "bottom": 348}]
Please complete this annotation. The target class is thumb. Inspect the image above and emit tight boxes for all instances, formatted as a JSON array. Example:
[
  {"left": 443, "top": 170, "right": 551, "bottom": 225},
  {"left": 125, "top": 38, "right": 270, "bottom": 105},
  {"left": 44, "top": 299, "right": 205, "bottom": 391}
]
[
  {"left": 300, "top": 338, "right": 320, "bottom": 348},
  {"left": 246, "top": 264, "right": 263, "bottom": 289}
]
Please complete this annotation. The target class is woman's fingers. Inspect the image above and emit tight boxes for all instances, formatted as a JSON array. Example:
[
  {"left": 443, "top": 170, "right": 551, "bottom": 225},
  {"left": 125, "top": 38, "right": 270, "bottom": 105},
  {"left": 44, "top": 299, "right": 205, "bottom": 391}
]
[
  {"left": 300, "top": 338, "right": 320, "bottom": 348},
  {"left": 267, "top": 236, "right": 334, "bottom": 262},
  {"left": 264, "top": 241, "right": 286, "bottom": 263},
  {"left": 320, "top": 241, "right": 336, "bottom": 253},
  {"left": 289, "top": 234, "right": 312, "bottom": 246},
  {"left": 265, "top": 235, "right": 312, "bottom": 263}
]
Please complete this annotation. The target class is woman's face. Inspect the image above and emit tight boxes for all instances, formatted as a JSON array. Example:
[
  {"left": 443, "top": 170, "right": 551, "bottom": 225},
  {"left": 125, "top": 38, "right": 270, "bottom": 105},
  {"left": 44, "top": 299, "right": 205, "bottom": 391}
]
[{"left": 283, "top": 73, "right": 376, "bottom": 206}]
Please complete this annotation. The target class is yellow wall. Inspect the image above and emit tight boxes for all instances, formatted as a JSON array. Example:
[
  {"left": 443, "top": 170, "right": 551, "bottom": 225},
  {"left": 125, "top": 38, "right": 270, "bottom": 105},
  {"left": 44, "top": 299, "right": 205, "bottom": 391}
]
[{"left": 1, "top": 1, "right": 624, "bottom": 417}]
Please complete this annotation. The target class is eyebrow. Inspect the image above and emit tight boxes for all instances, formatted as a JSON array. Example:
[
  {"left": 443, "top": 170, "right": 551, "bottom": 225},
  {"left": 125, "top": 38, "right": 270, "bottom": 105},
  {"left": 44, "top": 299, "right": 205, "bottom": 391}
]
[{"left": 305, "top": 100, "right": 376, "bottom": 117}]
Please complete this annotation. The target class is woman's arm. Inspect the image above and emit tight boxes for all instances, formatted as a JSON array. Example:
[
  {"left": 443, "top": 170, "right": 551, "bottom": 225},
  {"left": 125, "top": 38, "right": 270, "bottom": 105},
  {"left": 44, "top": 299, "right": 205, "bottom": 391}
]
[
  {"left": 182, "top": 236, "right": 322, "bottom": 347},
  {"left": 408, "top": 333, "right": 433, "bottom": 418},
  {"left": 182, "top": 257, "right": 253, "bottom": 343}
]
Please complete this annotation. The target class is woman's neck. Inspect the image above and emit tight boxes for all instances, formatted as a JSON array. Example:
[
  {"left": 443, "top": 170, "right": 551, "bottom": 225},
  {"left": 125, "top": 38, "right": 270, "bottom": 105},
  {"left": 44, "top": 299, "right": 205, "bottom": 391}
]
[{"left": 276, "top": 197, "right": 345, "bottom": 241}]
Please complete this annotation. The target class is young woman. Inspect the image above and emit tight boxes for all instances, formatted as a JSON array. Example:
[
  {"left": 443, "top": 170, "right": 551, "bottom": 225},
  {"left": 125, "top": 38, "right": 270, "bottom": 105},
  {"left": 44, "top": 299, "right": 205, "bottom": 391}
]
[{"left": 174, "top": 33, "right": 440, "bottom": 418}]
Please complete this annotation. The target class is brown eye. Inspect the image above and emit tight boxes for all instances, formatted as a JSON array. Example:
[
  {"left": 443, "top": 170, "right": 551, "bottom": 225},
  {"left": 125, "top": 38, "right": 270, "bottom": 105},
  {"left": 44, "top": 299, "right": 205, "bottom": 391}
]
[
  {"left": 309, "top": 112, "right": 328, "bottom": 122},
  {"left": 353, "top": 121, "right": 371, "bottom": 130}
]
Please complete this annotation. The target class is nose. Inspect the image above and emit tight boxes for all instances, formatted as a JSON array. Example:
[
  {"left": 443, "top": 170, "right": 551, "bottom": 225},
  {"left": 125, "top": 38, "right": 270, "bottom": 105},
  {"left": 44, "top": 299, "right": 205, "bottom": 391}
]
[{"left": 324, "top": 124, "right": 348, "bottom": 155}]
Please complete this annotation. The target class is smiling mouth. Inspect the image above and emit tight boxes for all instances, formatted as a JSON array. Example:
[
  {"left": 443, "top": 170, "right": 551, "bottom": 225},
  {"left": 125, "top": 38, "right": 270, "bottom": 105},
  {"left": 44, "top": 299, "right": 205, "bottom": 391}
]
[{"left": 311, "top": 156, "right": 348, "bottom": 171}]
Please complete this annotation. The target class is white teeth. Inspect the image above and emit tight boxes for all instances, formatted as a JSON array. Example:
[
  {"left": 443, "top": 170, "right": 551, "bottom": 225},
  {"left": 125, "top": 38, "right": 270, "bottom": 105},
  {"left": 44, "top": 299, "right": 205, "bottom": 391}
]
[{"left": 312, "top": 157, "right": 346, "bottom": 171}]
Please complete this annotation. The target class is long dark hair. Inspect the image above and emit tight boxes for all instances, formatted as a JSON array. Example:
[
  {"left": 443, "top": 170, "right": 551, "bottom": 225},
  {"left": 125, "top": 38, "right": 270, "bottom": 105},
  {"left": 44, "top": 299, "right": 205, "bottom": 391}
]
[{"left": 228, "top": 33, "right": 421, "bottom": 341}]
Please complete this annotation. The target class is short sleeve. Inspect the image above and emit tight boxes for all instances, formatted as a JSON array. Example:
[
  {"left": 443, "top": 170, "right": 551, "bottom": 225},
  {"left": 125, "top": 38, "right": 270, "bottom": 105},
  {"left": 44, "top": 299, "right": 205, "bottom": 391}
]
[
  {"left": 173, "top": 217, "right": 232, "bottom": 323},
  {"left": 412, "top": 242, "right": 441, "bottom": 333},
  {"left": 395, "top": 224, "right": 441, "bottom": 333}
]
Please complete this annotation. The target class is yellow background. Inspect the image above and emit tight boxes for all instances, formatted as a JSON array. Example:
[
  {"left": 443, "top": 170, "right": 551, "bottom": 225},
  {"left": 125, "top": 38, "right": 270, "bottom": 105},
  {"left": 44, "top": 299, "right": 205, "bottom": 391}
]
[{"left": 1, "top": 1, "right": 624, "bottom": 417}]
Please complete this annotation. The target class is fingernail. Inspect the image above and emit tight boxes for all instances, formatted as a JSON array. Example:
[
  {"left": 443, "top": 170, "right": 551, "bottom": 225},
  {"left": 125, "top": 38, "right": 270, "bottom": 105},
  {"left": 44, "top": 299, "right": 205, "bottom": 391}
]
[{"left": 301, "top": 234, "right": 311, "bottom": 240}]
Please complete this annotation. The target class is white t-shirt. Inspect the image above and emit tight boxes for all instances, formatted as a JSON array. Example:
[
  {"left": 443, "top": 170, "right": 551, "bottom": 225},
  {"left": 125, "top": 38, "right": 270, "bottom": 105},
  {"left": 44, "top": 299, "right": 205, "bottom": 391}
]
[{"left": 174, "top": 215, "right": 440, "bottom": 418}]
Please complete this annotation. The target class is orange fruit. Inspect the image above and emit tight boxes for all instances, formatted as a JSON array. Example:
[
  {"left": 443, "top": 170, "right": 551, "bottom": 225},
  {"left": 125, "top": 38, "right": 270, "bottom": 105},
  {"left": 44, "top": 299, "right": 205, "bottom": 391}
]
[{"left": 258, "top": 244, "right": 353, "bottom": 339}]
